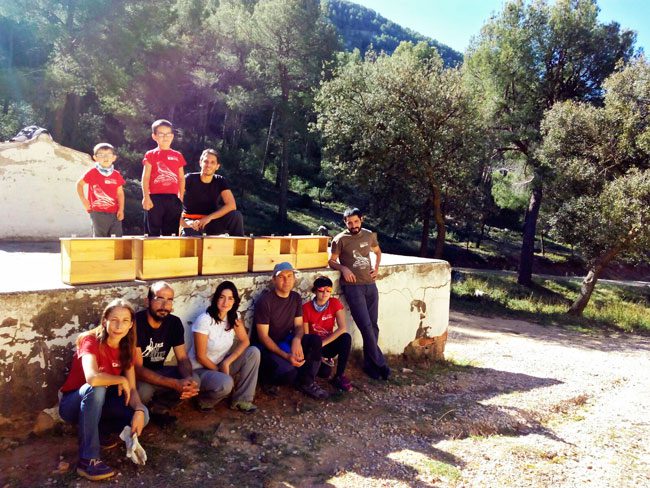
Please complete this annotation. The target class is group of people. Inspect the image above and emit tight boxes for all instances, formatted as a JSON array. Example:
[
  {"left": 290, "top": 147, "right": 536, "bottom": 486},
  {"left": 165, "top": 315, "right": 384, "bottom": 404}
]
[
  {"left": 60, "top": 205, "right": 390, "bottom": 481},
  {"left": 77, "top": 119, "right": 244, "bottom": 238},
  {"left": 69, "top": 117, "right": 391, "bottom": 481}
]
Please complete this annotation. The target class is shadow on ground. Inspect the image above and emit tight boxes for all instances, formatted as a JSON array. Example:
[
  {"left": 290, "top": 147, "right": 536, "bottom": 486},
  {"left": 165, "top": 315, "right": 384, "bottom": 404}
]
[{"left": 0, "top": 355, "right": 568, "bottom": 488}]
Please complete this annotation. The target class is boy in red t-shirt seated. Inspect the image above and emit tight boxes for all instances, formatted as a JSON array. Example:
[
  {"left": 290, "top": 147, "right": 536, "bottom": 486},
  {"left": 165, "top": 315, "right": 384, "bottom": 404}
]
[
  {"left": 76, "top": 143, "right": 125, "bottom": 237},
  {"left": 141, "top": 119, "right": 186, "bottom": 236},
  {"left": 302, "top": 276, "right": 353, "bottom": 392}
]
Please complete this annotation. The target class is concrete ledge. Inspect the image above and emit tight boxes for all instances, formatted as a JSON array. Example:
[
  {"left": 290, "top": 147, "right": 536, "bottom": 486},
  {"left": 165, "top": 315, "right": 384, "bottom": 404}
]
[{"left": 0, "top": 259, "right": 450, "bottom": 428}]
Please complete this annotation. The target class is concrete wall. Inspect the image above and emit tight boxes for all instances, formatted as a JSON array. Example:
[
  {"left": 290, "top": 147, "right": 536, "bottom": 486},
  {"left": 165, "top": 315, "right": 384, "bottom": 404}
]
[
  {"left": 0, "top": 134, "right": 93, "bottom": 239},
  {"left": 0, "top": 261, "right": 450, "bottom": 429}
]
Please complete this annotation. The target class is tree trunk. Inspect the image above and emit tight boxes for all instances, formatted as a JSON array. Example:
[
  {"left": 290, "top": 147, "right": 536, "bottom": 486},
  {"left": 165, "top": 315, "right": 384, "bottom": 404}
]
[
  {"left": 475, "top": 219, "right": 486, "bottom": 249},
  {"left": 261, "top": 108, "right": 275, "bottom": 177},
  {"left": 568, "top": 227, "right": 637, "bottom": 316},
  {"left": 277, "top": 129, "right": 288, "bottom": 223},
  {"left": 419, "top": 198, "right": 431, "bottom": 257},
  {"left": 568, "top": 246, "right": 620, "bottom": 316},
  {"left": 277, "top": 65, "right": 290, "bottom": 224},
  {"left": 432, "top": 185, "right": 446, "bottom": 259},
  {"left": 518, "top": 185, "right": 543, "bottom": 286}
]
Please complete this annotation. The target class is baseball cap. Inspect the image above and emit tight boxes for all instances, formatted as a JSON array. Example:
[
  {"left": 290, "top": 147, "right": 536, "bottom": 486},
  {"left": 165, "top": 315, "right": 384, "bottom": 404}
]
[{"left": 273, "top": 261, "right": 300, "bottom": 276}]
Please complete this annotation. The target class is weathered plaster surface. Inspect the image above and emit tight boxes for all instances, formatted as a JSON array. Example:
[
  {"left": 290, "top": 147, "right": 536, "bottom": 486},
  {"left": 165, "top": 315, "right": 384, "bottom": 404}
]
[
  {"left": 0, "top": 134, "right": 93, "bottom": 238},
  {"left": 0, "top": 261, "right": 450, "bottom": 423}
]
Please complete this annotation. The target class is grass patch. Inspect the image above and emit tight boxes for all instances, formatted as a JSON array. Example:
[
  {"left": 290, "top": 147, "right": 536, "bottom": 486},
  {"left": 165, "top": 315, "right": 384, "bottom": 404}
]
[
  {"left": 452, "top": 272, "right": 650, "bottom": 334},
  {"left": 418, "top": 458, "right": 462, "bottom": 481}
]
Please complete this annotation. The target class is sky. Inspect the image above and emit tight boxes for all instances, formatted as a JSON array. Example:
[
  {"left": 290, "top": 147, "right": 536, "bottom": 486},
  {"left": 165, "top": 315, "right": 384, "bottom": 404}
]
[{"left": 351, "top": 0, "right": 649, "bottom": 54}]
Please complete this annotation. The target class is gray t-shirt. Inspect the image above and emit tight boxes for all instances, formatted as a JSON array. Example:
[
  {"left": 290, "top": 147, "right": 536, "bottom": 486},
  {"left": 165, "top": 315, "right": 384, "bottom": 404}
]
[{"left": 331, "top": 228, "right": 378, "bottom": 285}]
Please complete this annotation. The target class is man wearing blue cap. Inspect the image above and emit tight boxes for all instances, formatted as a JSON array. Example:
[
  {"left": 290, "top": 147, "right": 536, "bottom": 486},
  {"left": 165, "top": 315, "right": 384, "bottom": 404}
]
[{"left": 254, "top": 262, "right": 329, "bottom": 399}]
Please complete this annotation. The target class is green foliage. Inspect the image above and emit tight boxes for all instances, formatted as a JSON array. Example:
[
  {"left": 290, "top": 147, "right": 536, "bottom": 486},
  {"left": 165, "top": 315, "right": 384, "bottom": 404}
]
[
  {"left": 541, "top": 58, "right": 650, "bottom": 266},
  {"left": 315, "top": 42, "right": 485, "bottom": 254},
  {"left": 452, "top": 272, "right": 650, "bottom": 333},
  {"left": 464, "top": 0, "right": 636, "bottom": 283}
]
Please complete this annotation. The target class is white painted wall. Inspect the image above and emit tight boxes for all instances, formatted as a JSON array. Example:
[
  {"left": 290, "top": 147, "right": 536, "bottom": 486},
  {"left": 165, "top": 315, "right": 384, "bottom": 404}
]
[
  {"left": 0, "top": 261, "right": 451, "bottom": 418},
  {"left": 0, "top": 134, "right": 93, "bottom": 239}
]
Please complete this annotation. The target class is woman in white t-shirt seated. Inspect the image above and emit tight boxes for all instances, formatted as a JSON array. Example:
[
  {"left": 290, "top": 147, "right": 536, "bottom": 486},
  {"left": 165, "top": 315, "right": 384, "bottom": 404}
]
[{"left": 188, "top": 281, "right": 260, "bottom": 413}]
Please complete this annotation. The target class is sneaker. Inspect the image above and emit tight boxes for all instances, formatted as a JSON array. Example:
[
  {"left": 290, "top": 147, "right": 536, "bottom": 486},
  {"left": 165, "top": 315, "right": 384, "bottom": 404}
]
[
  {"left": 261, "top": 384, "right": 280, "bottom": 397},
  {"left": 362, "top": 366, "right": 381, "bottom": 380},
  {"left": 77, "top": 458, "right": 115, "bottom": 481},
  {"left": 298, "top": 382, "right": 329, "bottom": 400},
  {"left": 380, "top": 365, "right": 391, "bottom": 381},
  {"left": 322, "top": 357, "right": 335, "bottom": 368},
  {"left": 197, "top": 401, "right": 215, "bottom": 412},
  {"left": 230, "top": 400, "right": 258, "bottom": 414},
  {"left": 330, "top": 375, "right": 353, "bottom": 392},
  {"left": 150, "top": 411, "right": 178, "bottom": 427},
  {"left": 99, "top": 435, "right": 119, "bottom": 450}
]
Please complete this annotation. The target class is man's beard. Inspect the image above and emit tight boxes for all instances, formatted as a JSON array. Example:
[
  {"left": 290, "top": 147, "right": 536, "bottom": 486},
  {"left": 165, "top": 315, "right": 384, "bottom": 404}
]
[
  {"left": 149, "top": 307, "right": 169, "bottom": 322},
  {"left": 348, "top": 227, "right": 361, "bottom": 234}
]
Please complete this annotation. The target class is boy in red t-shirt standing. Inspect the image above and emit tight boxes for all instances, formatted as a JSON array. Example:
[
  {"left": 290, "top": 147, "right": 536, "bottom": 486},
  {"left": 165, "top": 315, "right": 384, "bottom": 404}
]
[
  {"left": 76, "top": 143, "right": 125, "bottom": 237},
  {"left": 141, "top": 119, "right": 186, "bottom": 236}
]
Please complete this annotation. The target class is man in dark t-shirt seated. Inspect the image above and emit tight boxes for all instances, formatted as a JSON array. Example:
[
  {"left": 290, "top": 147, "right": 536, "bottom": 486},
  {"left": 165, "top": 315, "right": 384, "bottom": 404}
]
[
  {"left": 180, "top": 148, "right": 244, "bottom": 236},
  {"left": 134, "top": 281, "right": 199, "bottom": 418},
  {"left": 254, "top": 262, "right": 329, "bottom": 400}
]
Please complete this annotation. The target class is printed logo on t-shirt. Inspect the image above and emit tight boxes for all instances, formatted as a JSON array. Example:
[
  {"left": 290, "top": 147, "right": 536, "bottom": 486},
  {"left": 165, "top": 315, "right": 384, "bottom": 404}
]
[
  {"left": 103, "top": 178, "right": 119, "bottom": 185},
  {"left": 98, "top": 360, "right": 121, "bottom": 371},
  {"left": 312, "top": 323, "right": 330, "bottom": 337},
  {"left": 152, "top": 163, "right": 178, "bottom": 186},
  {"left": 91, "top": 184, "right": 116, "bottom": 210},
  {"left": 352, "top": 249, "right": 371, "bottom": 269},
  {"left": 141, "top": 338, "right": 167, "bottom": 363}
]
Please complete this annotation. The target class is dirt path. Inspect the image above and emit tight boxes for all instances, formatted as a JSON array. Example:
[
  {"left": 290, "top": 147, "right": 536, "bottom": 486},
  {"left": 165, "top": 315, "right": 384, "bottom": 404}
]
[{"left": 2, "top": 311, "right": 649, "bottom": 487}]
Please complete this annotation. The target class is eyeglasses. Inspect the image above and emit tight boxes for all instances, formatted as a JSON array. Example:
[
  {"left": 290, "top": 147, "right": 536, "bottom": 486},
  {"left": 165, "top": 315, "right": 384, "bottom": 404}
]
[
  {"left": 155, "top": 132, "right": 174, "bottom": 138},
  {"left": 152, "top": 296, "right": 174, "bottom": 304},
  {"left": 316, "top": 287, "right": 332, "bottom": 293}
]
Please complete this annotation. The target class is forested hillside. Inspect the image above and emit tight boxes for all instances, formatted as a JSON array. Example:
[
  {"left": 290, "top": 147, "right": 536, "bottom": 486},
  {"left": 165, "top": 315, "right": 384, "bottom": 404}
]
[
  {"left": 0, "top": 0, "right": 647, "bottom": 316},
  {"left": 326, "top": 0, "right": 462, "bottom": 65}
]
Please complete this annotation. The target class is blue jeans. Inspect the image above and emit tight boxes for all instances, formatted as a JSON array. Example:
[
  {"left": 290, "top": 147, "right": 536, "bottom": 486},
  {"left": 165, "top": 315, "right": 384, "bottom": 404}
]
[
  {"left": 343, "top": 283, "right": 387, "bottom": 374},
  {"left": 59, "top": 385, "right": 150, "bottom": 460}
]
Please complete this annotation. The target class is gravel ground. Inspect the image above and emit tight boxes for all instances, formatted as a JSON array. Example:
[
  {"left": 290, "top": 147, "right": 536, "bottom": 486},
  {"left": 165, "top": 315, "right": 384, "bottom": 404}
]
[{"left": 2, "top": 310, "right": 649, "bottom": 487}]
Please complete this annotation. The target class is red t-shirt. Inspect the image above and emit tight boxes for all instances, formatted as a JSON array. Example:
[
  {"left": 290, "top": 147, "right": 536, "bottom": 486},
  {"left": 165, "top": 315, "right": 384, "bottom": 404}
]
[
  {"left": 143, "top": 148, "right": 186, "bottom": 195},
  {"left": 60, "top": 334, "right": 122, "bottom": 393},
  {"left": 302, "top": 297, "right": 344, "bottom": 339},
  {"left": 82, "top": 168, "right": 125, "bottom": 213}
]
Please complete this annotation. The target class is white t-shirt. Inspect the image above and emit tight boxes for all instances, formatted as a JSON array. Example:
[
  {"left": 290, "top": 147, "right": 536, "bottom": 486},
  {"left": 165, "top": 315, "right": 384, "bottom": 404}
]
[{"left": 188, "top": 312, "right": 235, "bottom": 370}]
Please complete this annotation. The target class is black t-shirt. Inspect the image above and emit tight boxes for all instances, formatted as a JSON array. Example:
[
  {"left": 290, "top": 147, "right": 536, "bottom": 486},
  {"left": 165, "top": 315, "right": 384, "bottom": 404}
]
[
  {"left": 183, "top": 172, "right": 230, "bottom": 215},
  {"left": 135, "top": 310, "right": 185, "bottom": 371},
  {"left": 253, "top": 290, "right": 303, "bottom": 344}
]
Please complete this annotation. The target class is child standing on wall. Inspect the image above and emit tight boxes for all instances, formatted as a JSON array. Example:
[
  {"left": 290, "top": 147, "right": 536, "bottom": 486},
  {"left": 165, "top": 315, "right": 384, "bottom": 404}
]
[
  {"left": 141, "top": 119, "right": 186, "bottom": 236},
  {"left": 76, "top": 143, "right": 125, "bottom": 237}
]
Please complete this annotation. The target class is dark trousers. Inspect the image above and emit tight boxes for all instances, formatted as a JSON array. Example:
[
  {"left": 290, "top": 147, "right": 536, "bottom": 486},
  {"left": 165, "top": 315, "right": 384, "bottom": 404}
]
[
  {"left": 181, "top": 210, "right": 245, "bottom": 237},
  {"left": 321, "top": 332, "right": 352, "bottom": 378},
  {"left": 343, "top": 283, "right": 387, "bottom": 374},
  {"left": 89, "top": 212, "right": 123, "bottom": 237},
  {"left": 145, "top": 194, "right": 182, "bottom": 236},
  {"left": 257, "top": 334, "right": 322, "bottom": 387}
]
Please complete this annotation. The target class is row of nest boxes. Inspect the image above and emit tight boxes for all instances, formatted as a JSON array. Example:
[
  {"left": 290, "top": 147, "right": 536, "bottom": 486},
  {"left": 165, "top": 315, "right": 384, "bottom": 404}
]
[{"left": 61, "top": 235, "right": 330, "bottom": 285}]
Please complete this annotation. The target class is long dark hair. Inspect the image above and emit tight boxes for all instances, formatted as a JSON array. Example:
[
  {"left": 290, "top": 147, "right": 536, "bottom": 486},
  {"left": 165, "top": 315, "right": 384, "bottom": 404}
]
[
  {"left": 77, "top": 299, "right": 136, "bottom": 371},
  {"left": 206, "top": 281, "right": 240, "bottom": 331}
]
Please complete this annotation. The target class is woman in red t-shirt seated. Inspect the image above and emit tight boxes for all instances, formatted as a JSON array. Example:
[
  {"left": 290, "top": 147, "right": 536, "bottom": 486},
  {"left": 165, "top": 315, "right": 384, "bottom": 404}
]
[
  {"left": 302, "top": 277, "right": 352, "bottom": 392},
  {"left": 59, "top": 299, "right": 149, "bottom": 481}
]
